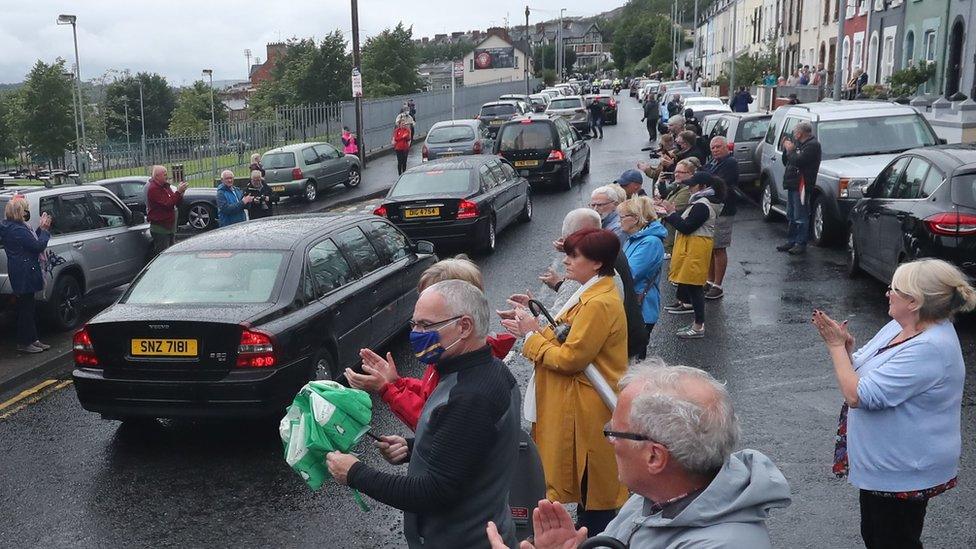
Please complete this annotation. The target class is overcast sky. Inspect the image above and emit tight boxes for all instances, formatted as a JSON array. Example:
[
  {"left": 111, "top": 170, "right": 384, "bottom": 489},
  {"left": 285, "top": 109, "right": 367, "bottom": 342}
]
[{"left": 1, "top": 1, "right": 619, "bottom": 85}]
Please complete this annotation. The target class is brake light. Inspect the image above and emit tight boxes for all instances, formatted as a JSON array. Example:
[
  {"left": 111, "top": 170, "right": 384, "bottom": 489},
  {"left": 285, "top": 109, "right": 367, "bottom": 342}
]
[
  {"left": 520, "top": 119, "right": 533, "bottom": 124},
  {"left": 925, "top": 213, "right": 976, "bottom": 236},
  {"left": 839, "top": 178, "right": 850, "bottom": 198},
  {"left": 472, "top": 140, "right": 482, "bottom": 154},
  {"left": 73, "top": 326, "right": 99, "bottom": 367},
  {"left": 547, "top": 150, "right": 566, "bottom": 162},
  {"left": 292, "top": 167, "right": 304, "bottom": 180},
  {"left": 236, "top": 328, "right": 276, "bottom": 368},
  {"left": 422, "top": 144, "right": 429, "bottom": 161},
  {"left": 457, "top": 200, "right": 479, "bottom": 219},
  {"left": 373, "top": 205, "right": 388, "bottom": 217},
  {"left": 727, "top": 142, "right": 735, "bottom": 152}
]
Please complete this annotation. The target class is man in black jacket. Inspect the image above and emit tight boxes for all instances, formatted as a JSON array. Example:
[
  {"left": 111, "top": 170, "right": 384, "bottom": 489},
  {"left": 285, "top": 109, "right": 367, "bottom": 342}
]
[
  {"left": 327, "top": 280, "right": 521, "bottom": 549},
  {"left": 777, "top": 121, "right": 822, "bottom": 255},
  {"left": 641, "top": 95, "right": 660, "bottom": 141}
]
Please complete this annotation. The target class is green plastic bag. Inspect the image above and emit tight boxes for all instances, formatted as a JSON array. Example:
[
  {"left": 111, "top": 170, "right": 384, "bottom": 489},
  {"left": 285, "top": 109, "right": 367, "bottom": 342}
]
[{"left": 280, "top": 380, "right": 373, "bottom": 509}]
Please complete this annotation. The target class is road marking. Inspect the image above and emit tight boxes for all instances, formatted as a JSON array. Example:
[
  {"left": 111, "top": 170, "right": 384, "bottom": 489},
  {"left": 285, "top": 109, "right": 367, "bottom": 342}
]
[{"left": 0, "top": 379, "right": 73, "bottom": 420}]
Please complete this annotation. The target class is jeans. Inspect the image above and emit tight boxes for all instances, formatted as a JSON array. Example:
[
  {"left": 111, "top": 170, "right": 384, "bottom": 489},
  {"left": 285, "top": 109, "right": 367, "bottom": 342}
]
[
  {"left": 859, "top": 490, "right": 928, "bottom": 549},
  {"left": 591, "top": 117, "right": 603, "bottom": 138},
  {"left": 396, "top": 150, "right": 409, "bottom": 175},
  {"left": 645, "top": 118, "right": 658, "bottom": 141},
  {"left": 16, "top": 292, "right": 39, "bottom": 347},
  {"left": 786, "top": 189, "right": 810, "bottom": 247},
  {"left": 677, "top": 284, "right": 705, "bottom": 325}
]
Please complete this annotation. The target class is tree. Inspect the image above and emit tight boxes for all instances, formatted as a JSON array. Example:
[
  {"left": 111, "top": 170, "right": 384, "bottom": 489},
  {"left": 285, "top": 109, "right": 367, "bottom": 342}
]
[
  {"left": 533, "top": 45, "right": 577, "bottom": 75},
  {"left": 249, "top": 32, "right": 352, "bottom": 115},
  {"left": 18, "top": 59, "right": 75, "bottom": 166},
  {"left": 104, "top": 72, "right": 175, "bottom": 141},
  {"left": 167, "top": 81, "right": 227, "bottom": 136},
  {"left": 361, "top": 23, "right": 425, "bottom": 98},
  {"left": 0, "top": 92, "right": 19, "bottom": 160},
  {"left": 731, "top": 42, "right": 779, "bottom": 86},
  {"left": 416, "top": 41, "right": 475, "bottom": 63}
]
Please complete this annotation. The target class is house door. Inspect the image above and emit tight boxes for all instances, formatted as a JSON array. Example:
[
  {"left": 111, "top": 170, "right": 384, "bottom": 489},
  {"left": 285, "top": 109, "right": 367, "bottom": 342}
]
[{"left": 945, "top": 20, "right": 964, "bottom": 97}]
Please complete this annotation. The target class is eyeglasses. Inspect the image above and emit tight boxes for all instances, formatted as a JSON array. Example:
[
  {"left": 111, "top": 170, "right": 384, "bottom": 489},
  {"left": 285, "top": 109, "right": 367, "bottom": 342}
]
[
  {"left": 409, "top": 315, "right": 463, "bottom": 332},
  {"left": 603, "top": 422, "right": 662, "bottom": 444},
  {"left": 589, "top": 201, "right": 613, "bottom": 208},
  {"left": 886, "top": 286, "right": 911, "bottom": 299}
]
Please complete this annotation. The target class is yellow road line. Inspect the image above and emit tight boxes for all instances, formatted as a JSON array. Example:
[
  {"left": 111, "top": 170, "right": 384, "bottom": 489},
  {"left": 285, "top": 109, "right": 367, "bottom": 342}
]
[{"left": 0, "top": 379, "right": 73, "bottom": 420}]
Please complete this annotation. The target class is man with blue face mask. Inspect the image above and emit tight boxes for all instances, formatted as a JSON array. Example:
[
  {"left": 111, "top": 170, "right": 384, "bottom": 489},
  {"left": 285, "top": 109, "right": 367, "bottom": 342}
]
[{"left": 326, "top": 279, "right": 522, "bottom": 549}]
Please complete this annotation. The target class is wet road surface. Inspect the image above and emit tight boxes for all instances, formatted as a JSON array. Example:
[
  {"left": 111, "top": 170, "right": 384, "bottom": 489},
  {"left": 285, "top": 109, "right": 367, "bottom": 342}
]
[{"left": 2, "top": 95, "right": 974, "bottom": 548}]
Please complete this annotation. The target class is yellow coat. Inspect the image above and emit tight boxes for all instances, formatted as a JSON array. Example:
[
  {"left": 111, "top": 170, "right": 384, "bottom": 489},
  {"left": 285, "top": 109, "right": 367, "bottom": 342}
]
[{"left": 522, "top": 276, "right": 629, "bottom": 510}]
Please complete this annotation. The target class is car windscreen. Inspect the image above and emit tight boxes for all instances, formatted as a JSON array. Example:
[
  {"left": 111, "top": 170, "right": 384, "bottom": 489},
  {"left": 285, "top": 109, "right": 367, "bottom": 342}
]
[
  {"left": 950, "top": 173, "right": 976, "bottom": 209},
  {"left": 548, "top": 98, "right": 581, "bottom": 110},
  {"left": 427, "top": 126, "right": 476, "bottom": 144},
  {"left": 389, "top": 170, "right": 474, "bottom": 197},
  {"left": 497, "top": 123, "right": 556, "bottom": 151},
  {"left": 736, "top": 118, "right": 771, "bottom": 141},
  {"left": 262, "top": 152, "right": 296, "bottom": 169},
  {"left": 481, "top": 104, "right": 516, "bottom": 116},
  {"left": 124, "top": 251, "right": 287, "bottom": 304},
  {"left": 817, "top": 115, "right": 938, "bottom": 159}
]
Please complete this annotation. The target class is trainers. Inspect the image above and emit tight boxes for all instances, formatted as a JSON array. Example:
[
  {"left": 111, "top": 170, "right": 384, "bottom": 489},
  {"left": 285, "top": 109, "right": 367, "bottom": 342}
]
[
  {"left": 667, "top": 304, "right": 695, "bottom": 315},
  {"left": 788, "top": 245, "right": 807, "bottom": 255},
  {"left": 705, "top": 286, "right": 724, "bottom": 299},
  {"left": 17, "top": 343, "right": 44, "bottom": 354},
  {"left": 676, "top": 325, "right": 705, "bottom": 339},
  {"left": 663, "top": 253, "right": 672, "bottom": 260},
  {"left": 32, "top": 340, "right": 51, "bottom": 350},
  {"left": 776, "top": 243, "right": 795, "bottom": 252},
  {"left": 663, "top": 301, "right": 685, "bottom": 312},
  {"left": 704, "top": 281, "right": 714, "bottom": 291}
]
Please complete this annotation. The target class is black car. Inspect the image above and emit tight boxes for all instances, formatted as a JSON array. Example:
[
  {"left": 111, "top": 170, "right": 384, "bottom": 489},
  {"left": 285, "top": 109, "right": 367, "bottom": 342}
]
[
  {"left": 373, "top": 155, "right": 531, "bottom": 253},
  {"left": 94, "top": 176, "right": 220, "bottom": 231},
  {"left": 586, "top": 94, "right": 618, "bottom": 125},
  {"left": 494, "top": 114, "right": 591, "bottom": 190},
  {"left": 848, "top": 144, "right": 976, "bottom": 283},
  {"left": 72, "top": 214, "right": 436, "bottom": 420},
  {"left": 478, "top": 101, "right": 525, "bottom": 137}
]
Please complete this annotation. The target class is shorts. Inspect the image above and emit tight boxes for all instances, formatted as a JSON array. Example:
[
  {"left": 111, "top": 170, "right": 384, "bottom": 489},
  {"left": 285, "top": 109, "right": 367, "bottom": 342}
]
[{"left": 713, "top": 216, "right": 734, "bottom": 249}]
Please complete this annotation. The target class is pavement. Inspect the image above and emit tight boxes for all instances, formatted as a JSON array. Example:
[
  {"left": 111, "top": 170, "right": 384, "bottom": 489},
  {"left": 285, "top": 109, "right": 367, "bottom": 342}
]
[{"left": 1, "top": 94, "right": 974, "bottom": 548}]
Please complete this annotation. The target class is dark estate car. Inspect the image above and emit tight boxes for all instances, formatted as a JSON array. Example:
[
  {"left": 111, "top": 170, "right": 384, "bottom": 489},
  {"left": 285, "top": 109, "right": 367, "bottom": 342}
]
[
  {"left": 373, "top": 155, "right": 531, "bottom": 253},
  {"left": 494, "top": 115, "right": 591, "bottom": 190},
  {"left": 72, "top": 214, "right": 436, "bottom": 420},
  {"left": 848, "top": 144, "right": 976, "bottom": 284},
  {"left": 94, "top": 176, "right": 221, "bottom": 231}
]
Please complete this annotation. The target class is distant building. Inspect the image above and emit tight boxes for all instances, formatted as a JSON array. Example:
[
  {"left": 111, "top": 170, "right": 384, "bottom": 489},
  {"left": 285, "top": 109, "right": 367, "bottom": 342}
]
[
  {"left": 419, "top": 61, "right": 458, "bottom": 90},
  {"left": 249, "top": 42, "right": 288, "bottom": 87},
  {"left": 461, "top": 28, "right": 534, "bottom": 87},
  {"left": 510, "top": 18, "right": 610, "bottom": 71}
]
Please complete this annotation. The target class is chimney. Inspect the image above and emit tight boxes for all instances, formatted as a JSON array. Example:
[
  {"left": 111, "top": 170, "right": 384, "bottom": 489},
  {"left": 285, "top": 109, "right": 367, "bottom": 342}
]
[{"left": 266, "top": 42, "right": 287, "bottom": 62}]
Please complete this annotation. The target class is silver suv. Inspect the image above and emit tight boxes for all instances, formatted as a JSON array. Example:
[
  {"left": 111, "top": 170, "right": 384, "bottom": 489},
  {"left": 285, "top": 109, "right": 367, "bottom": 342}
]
[
  {"left": 0, "top": 185, "right": 152, "bottom": 330},
  {"left": 262, "top": 142, "right": 363, "bottom": 202},
  {"left": 758, "top": 101, "right": 942, "bottom": 246}
]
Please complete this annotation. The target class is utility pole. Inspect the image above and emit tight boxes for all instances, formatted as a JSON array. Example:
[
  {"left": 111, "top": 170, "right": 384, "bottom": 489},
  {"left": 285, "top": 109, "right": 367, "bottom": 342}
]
[
  {"left": 557, "top": 9, "right": 563, "bottom": 80},
  {"left": 693, "top": 0, "right": 700, "bottom": 88},
  {"left": 833, "top": 0, "right": 847, "bottom": 100},
  {"left": 730, "top": 0, "right": 737, "bottom": 94},
  {"left": 138, "top": 79, "right": 147, "bottom": 171},
  {"left": 351, "top": 0, "right": 366, "bottom": 166},
  {"left": 58, "top": 14, "right": 86, "bottom": 179},
  {"left": 203, "top": 69, "right": 216, "bottom": 179},
  {"left": 123, "top": 100, "right": 131, "bottom": 151},
  {"left": 671, "top": 1, "right": 677, "bottom": 77},
  {"left": 525, "top": 6, "right": 531, "bottom": 96},
  {"left": 65, "top": 70, "right": 80, "bottom": 173},
  {"left": 244, "top": 49, "right": 252, "bottom": 80}
]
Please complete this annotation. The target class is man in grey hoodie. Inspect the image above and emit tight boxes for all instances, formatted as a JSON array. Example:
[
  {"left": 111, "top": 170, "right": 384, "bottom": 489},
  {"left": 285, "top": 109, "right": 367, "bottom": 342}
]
[{"left": 487, "top": 359, "right": 791, "bottom": 548}]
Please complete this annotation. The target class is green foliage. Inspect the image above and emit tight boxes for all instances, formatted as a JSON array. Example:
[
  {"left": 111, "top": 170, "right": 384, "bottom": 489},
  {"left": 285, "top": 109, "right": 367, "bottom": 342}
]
[
  {"left": 361, "top": 23, "right": 424, "bottom": 98},
  {"left": 540, "top": 69, "right": 557, "bottom": 87},
  {"left": 888, "top": 61, "right": 936, "bottom": 98},
  {"left": 249, "top": 33, "right": 353, "bottom": 116},
  {"left": 0, "top": 92, "right": 22, "bottom": 160},
  {"left": 104, "top": 72, "right": 175, "bottom": 140},
  {"left": 167, "top": 81, "right": 228, "bottom": 136},
  {"left": 416, "top": 41, "right": 475, "bottom": 63},
  {"left": 731, "top": 42, "right": 779, "bottom": 86},
  {"left": 18, "top": 59, "right": 76, "bottom": 165}
]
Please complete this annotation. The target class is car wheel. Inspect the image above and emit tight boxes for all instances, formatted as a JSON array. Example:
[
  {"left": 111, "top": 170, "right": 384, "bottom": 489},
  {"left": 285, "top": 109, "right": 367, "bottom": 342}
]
[
  {"left": 187, "top": 203, "right": 216, "bottom": 231},
  {"left": 304, "top": 180, "right": 318, "bottom": 202},
  {"left": 46, "top": 274, "right": 83, "bottom": 331},
  {"left": 312, "top": 349, "right": 337, "bottom": 382},
  {"left": 847, "top": 228, "right": 862, "bottom": 278},
  {"left": 344, "top": 166, "right": 361, "bottom": 188},
  {"left": 518, "top": 192, "right": 533, "bottom": 223},
  {"left": 760, "top": 179, "right": 777, "bottom": 222},
  {"left": 481, "top": 215, "right": 497, "bottom": 253},
  {"left": 581, "top": 153, "right": 591, "bottom": 175},
  {"left": 811, "top": 194, "right": 841, "bottom": 247}
]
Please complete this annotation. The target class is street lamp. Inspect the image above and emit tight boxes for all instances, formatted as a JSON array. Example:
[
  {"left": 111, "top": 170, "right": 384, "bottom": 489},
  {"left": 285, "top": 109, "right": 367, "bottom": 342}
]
[
  {"left": 202, "top": 69, "right": 217, "bottom": 179},
  {"left": 137, "top": 79, "right": 147, "bottom": 170},
  {"left": 63, "top": 70, "right": 80, "bottom": 174},
  {"left": 558, "top": 8, "right": 567, "bottom": 80},
  {"left": 57, "top": 14, "right": 86, "bottom": 179}
]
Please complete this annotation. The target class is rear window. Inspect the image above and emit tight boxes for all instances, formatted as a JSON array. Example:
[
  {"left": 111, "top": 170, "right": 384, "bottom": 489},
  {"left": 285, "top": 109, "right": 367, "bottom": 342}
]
[
  {"left": 262, "top": 152, "right": 296, "bottom": 169},
  {"left": 736, "top": 118, "right": 771, "bottom": 141},
  {"left": 950, "top": 174, "right": 976, "bottom": 208},
  {"left": 427, "top": 126, "right": 476, "bottom": 144},
  {"left": 389, "top": 170, "right": 474, "bottom": 197},
  {"left": 548, "top": 98, "right": 581, "bottom": 109},
  {"left": 481, "top": 104, "right": 516, "bottom": 116},
  {"left": 497, "top": 123, "right": 556, "bottom": 151},
  {"left": 124, "top": 251, "right": 286, "bottom": 304},
  {"left": 817, "top": 115, "right": 938, "bottom": 159}
]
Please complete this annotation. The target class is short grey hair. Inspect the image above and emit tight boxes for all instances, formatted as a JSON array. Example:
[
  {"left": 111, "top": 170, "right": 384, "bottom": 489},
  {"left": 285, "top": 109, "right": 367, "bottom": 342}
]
[
  {"left": 710, "top": 136, "right": 728, "bottom": 147},
  {"left": 619, "top": 358, "right": 740, "bottom": 475},
  {"left": 422, "top": 279, "right": 489, "bottom": 339},
  {"left": 668, "top": 115, "right": 685, "bottom": 128},
  {"left": 250, "top": 170, "right": 263, "bottom": 180},
  {"left": 151, "top": 165, "right": 167, "bottom": 178},
  {"left": 220, "top": 169, "right": 235, "bottom": 179},
  {"left": 561, "top": 208, "right": 601, "bottom": 237},
  {"left": 795, "top": 121, "right": 814, "bottom": 136},
  {"left": 592, "top": 185, "right": 626, "bottom": 204}
]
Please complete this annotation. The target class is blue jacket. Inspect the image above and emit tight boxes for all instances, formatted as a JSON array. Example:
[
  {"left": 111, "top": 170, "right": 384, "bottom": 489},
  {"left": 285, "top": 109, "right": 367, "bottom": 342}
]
[
  {"left": 216, "top": 184, "right": 247, "bottom": 227},
  {"left": 624, "top": 221, "right": 667, "bottom": 324},
  {"left": 1, "top": 220, "right": 50, "bottom": 294}
]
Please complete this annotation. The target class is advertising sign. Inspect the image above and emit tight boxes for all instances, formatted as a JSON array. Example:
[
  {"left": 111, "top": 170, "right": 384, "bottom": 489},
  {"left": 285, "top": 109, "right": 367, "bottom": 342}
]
[{"left": 473, "top": 47, "right": 515, "bottom": 70}]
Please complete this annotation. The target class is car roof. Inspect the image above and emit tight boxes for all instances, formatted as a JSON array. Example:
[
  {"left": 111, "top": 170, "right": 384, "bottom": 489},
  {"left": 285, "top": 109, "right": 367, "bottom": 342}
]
[
  {"left": 549, "top": 95, "right": 583, "bottom": 101},
  {"left": 482, "top": 100, "right": 520, "bottom": 107},
  {"left": 504, "top": 114, "right": 556, "bottom": 125},
  {"left": 429, "top": 119, "right": 480, "bottom": 129},
  {"left": 171, "top": 213, "right": 377, "bottom": 252},
  {"left": 0, "top": 183, "right": 115, "bottom": 198},
  {"left": 777, "top": 100, "right": 921, "bottom": 121},
  {"left": 705, "top": 112, "right": 772, "bottom": 121},
  {"left": 912, "top": 143, "right": 976, "bottom": 169},
  {"left": 91, "top": 176, "right": 148, "bottom": 184},
  {"left": 403, "top": 155, "right": 499, "bottom": 172},
  {"left": 264, "top": 142, "right": 328, "bottom": 154}
]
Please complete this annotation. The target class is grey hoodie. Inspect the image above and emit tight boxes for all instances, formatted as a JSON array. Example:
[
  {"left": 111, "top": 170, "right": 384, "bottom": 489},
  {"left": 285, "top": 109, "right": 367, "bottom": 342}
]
[{"left": 601, "top": 449, "right": 791, "bottom": 548}]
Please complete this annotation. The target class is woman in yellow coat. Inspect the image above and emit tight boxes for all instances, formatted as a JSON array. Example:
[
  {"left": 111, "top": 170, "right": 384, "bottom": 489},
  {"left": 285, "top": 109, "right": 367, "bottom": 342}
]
[{"left": 502, "top": 228, "right": 629, "bottom": 535}]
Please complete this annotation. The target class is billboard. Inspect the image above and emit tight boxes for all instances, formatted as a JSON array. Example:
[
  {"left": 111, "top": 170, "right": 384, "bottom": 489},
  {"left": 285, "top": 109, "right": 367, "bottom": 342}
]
[{"left": 473, "top": 47, "right": 516, "bottom": 70}]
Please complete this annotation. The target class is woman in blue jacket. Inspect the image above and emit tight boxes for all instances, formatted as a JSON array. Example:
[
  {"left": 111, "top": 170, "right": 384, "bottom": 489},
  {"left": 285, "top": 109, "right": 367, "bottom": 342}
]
[
  {"left": 812, "top": 259, "right": 976, "bottom": 548},
  {"left": 1, "top": 197, "right": 52, "bottom": 353},
  {"left": 617, "top": 196, "right": 667, "bottom": 334}
]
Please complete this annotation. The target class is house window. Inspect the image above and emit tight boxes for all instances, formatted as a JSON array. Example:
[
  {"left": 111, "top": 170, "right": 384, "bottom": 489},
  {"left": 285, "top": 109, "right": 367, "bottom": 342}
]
[
  {"left": 923, "top": 30, "right": 937, "bottom": 63},
  {"left": 881, "top": 36, "right": 895, "bottom": 82},
  {"left": 904, "top": 30, "right": 915, "bottom": 64},
  {"left": 824, "top": 0, "right": 831, "bottom": 24},
  {"left": 853, "top": 38, "right": 863, "bottom": 71}
]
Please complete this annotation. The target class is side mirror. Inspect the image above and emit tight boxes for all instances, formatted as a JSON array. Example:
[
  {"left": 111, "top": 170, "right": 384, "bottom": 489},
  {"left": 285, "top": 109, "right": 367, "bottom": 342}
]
[
  {"left": 937, "top": 137, "right": 948, "bottom": 145},
  {"left": 413, "top": 240, "right": 436, "bottom": 255},
  {"left": 130, "top": 211, "right": 147, "bottom": 225}
]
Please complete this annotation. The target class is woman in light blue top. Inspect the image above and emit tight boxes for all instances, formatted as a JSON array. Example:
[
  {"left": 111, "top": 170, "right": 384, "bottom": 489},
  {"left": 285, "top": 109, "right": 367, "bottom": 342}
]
[
  {"left": 617, "top": 196, "right": 666, "bottom": 333},
  {"left": 812, "top": 259, "right": 976, "bottom": 549}
]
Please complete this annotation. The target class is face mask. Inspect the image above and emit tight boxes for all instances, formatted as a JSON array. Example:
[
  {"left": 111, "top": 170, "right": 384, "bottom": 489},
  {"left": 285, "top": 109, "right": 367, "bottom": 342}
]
[
  {"left": 23, "top": 210, "right": 30, "bottom": 221},
  {"left": 409, "top": 320, "right": 462, "bottom": 364}
]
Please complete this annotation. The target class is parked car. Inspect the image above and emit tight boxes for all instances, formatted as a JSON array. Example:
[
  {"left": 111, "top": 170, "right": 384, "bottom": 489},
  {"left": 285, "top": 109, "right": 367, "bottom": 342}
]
[
  {"left": 847, "top": 144, "right": 976, "bottom": 283},
  {"left": 527, "top": 94, "right": 550, "bottom": 113},
  {"left": 498, "top": 94, "right": 531, "bottom": 113},
  {"left": 585, "top": 94, "right": 619, "bottom": 125},
  {"left": 540, "top": 88, "right": 563, "bottom": 101},
  {"left": 93, "top": 176, "right": 221, "bottom": 232},
  {"left": 639, "top": 81, "right": 662, "bottom": 103},
  {"left": 373, "top": 156, "right": 531, "bottom": 253},
  {"left": 422, "top": 119, "right": 492, "bottom": 162},
  {"left": 261, "top": 142, "right": 362, "bottom": 202},
  {"left": 554, "top": 84, "right": 575, "bottom": 96},
  {"left": 546, "top": 96, "right": 591, "bottom": 134},
  {"left": 72, "top": 214, "right": 437, "bottom": 420},
  {"left": 758, "top": 101, "right": 942, "bottom": 246},
  {"left": 478, "top": 101, "right": 525, "bottom": 136},
  {"left": 659, "top": 89, "right": 702, "bottom": 123},
  {"left": 682, "top": 96, "right": 732, "bottom": 118},
  {"left": 629, "top": 79, "right": 644, "bottom": 97},
  {"left": 494, "top": 114, "right": 591, "bottom": 189},
  {"left": 0, "top": 185, "right": 152, "bottom": 330},
  {"left": 701, "top": 112, "right": 773, "bottom": 192}
]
